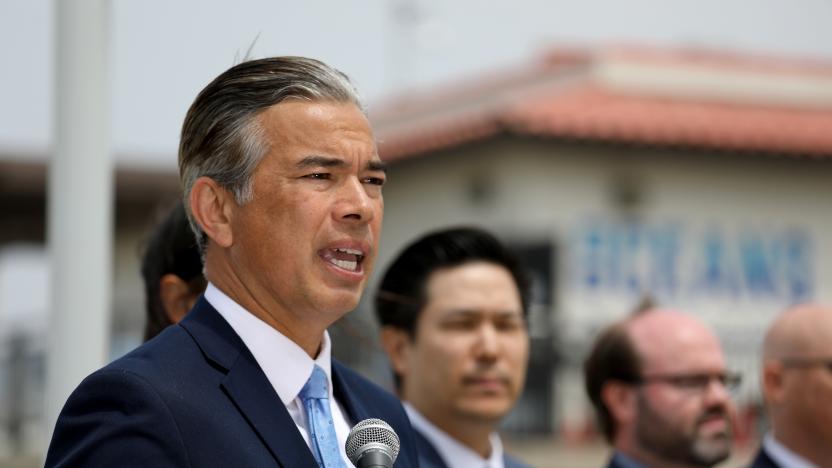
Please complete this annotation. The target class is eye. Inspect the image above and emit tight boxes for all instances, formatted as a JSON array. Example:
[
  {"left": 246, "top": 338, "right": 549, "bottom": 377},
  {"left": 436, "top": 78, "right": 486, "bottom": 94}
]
[
  {"left": 671, "top": 375, "right": 710, "bottom": 389},
  {"left": 441, "top": 318, "right": 478, "bottom": 331},
  {"left": 303, "top": 173, "right": 331, "bottom": 180},
  {"left": 362, "top": 176, "right": 386, "bottom": 186},
  {"left": 722, "top": 373, "right": 743, "bottom": 391},
  {"left": 495, "top": 316, "right": 523, "bottom": 332}
]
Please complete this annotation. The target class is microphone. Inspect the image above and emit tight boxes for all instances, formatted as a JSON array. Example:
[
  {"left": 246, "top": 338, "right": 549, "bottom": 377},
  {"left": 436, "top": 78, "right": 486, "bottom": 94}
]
[{"left": 345, "top": 418, "right": 400, "bottom": 468}]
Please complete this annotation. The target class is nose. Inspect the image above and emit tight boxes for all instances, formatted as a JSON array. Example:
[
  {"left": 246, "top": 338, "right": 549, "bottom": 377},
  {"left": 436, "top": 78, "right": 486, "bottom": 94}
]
[
  {"left": 474, "top": 323, "right": 499, "bottom": 362},
  {"left": 334, "top": 177, "right": 376, "bottom": 224},
  {"left": 703, "top": 377, "right": 731, "bottom": 405}
]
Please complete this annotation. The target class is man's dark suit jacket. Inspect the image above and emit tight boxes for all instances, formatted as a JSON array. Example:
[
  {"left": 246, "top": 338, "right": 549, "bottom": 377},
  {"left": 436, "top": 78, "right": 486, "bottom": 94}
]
[
  {"left": 45, "top": 297, "right": 419, "bottom": 468},
  {"left": 412, "top": 426, "right": 529, "bottom": 468},
  {"left": 749, "top": 447, "right": 781, "bottom": 468},
  {"left": 605, "top": 457, "right": 625, "bottom": 468},
  {"left": 604, "top": 451, "right": 644, "bottom": 468}
]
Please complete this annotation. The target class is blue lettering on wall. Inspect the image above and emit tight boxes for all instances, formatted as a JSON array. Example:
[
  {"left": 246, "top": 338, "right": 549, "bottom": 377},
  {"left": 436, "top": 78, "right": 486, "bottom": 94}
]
[
  {"left": 740, "top": 233, "right": 776, "bottom": 296},
  {"left": 574, "top": 220, "right": 814, "bottom": 304},
  {"left": 782, "top": 230, "right": 813, "bottom": 301},
  {"left": 646, "top": 224, "right": 680, "bottom": 294}
]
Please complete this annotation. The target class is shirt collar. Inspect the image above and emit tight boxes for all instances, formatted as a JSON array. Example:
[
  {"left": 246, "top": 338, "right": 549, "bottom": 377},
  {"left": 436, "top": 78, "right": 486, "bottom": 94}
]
[
  {"left": 610, "top": 451, "right": 647, "bottom": 468},
  {"left": 404, "top": 402, "right": 504, "bottom": 468},
  {"left": 204, "top": 282, "right": 333, "bottom": 405},
  {"left": 764, "top": 432, "right": 819, "bottom": 468}
]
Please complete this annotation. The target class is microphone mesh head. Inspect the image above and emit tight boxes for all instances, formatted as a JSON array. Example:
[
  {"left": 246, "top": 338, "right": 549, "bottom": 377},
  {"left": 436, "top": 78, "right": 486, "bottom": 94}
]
[{"left": 345, "top": 418, "right": 400, "bottom": 464}]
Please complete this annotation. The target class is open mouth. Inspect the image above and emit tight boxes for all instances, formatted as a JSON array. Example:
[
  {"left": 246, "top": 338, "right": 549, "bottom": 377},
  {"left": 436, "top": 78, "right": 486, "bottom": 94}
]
[{"left": 320, "top": 247, "right": 365, "bottom": 273}]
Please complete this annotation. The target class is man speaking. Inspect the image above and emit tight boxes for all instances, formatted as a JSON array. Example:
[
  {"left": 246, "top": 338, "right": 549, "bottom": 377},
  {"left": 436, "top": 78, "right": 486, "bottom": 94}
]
[{"left": 46, "top": 57, "right": 418, "bottom": 468}]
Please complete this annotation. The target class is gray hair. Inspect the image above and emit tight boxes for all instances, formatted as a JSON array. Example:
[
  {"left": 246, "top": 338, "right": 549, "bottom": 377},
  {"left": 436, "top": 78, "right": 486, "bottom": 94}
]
[{"left": 178, "top": 56, "right": 364, "bottom": 251}]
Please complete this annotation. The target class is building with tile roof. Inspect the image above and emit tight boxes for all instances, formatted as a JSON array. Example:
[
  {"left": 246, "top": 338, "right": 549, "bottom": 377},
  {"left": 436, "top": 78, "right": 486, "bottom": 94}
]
[{"left": 366, "top": 44, "right": 832, "bottom": 438}]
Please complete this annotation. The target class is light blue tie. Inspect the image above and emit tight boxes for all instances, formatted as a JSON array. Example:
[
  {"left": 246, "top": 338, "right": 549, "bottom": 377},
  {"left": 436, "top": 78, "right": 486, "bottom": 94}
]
[{"left": 299, "top": 365, "right": 346, "bottom": 468}]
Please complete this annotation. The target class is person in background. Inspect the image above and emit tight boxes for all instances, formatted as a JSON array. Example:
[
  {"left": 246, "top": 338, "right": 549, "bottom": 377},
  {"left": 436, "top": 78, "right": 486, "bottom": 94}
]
[
  {"left": 751, "top": 303, "right": 832, "bottom": 468},
  {"left": 376, "top": 226, "right": 531, "bottom": 468},
  {"left": 139, "top": 201, "right": 205, "bottom": 341},
  {"left": 46, "top": 56, "right": 419, "bottom": 468},
  {"left": 584, "top": 308, "right": 739, "bottom": 468}
]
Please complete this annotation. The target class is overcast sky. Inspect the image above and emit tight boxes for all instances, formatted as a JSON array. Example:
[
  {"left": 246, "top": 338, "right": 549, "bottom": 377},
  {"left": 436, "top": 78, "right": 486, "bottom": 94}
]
[{"left": 2, "top": 0, "right": 831, "bottom": 168}]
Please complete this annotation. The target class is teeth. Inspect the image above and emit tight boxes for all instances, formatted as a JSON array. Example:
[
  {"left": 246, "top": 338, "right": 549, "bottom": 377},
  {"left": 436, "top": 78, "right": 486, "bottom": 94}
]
[
  {"left": 336, "top": 248, "right": 363, "bottom": 255},
  {"left": 331, "top": 259, "right": 358, "bottom": 271}
]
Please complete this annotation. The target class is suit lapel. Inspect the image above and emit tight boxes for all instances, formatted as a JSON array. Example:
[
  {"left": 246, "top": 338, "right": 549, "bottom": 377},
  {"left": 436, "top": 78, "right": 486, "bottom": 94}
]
[
  {"left": 180, "top": 297, "right": 318, "bottom": 468},
  {"left": 222, "top": 354, "right": 318, "bottom": 468},
  {"left": 412, "top": 428, "right": 448, "bottom": 468},
  {"left": 331, "top": 361, "right": 371, "bottom": 424},
  {"left": 750, "top": 447, "right": 781, "bottom": 468}
]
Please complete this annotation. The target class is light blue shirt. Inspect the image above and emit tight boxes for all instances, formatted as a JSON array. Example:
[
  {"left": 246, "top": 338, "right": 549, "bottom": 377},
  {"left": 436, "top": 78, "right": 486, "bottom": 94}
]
[
  {"left": 763, "top": 432, "right": 818, "bottom": 468},
  {"left": 404, "top": 403, "right": 505, "bottom": 468},
  {"left": 611, "top": 451, "right": 646, "bottom": 468}
]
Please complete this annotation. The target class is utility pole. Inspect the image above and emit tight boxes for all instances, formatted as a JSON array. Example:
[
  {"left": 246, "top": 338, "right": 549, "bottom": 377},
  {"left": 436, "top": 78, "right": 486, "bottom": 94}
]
[{"left": 45, "top": 0, "right": 112, "bottom": 455}]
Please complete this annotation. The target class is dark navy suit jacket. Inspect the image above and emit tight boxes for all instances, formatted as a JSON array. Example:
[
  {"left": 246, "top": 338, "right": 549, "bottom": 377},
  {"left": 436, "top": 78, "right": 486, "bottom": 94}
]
[
  {"left": 604, "top": 451, "right": 645, "bottom": 468},
  {"left": 45, "top": 297, "right": 420, "bottom": 468},
  {"left": 412, "top": 427, "right": 529, "bottom": 468},
  {"left": 748, "top": 447, "right": 781, "bottom": 468}
]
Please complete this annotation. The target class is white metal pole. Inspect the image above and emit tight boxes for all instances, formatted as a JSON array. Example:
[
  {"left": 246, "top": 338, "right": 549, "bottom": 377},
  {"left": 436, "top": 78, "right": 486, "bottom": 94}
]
[{"left": 45, "top": 0, "right": 112, "bottom": 451}]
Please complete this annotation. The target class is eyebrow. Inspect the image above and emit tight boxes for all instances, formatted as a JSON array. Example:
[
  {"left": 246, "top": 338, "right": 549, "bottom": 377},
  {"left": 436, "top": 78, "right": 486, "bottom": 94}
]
[
  {"left": 367, "top": 159, "right": 387, "bottom": 173},
  {"left": 296, "top": 155, "right": 346, "bottom": 169},
  {"left": 296, "top": 155, "right": 386, "bottom": 173},
  {"left": 440, "top": 309, "right": 522, "bottom": 319}
]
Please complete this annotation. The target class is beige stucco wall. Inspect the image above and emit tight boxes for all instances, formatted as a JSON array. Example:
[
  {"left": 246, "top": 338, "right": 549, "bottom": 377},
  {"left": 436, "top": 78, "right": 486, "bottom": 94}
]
[{"left": 373, "top": 136, "right": 832, "bottom": 431}]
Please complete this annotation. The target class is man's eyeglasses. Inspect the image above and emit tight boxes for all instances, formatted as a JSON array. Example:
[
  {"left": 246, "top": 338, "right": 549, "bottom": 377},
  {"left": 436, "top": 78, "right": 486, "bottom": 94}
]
[
  {"left": 781, "top": 358, "right": 832, "bottom": 372},
  {"left": 633, "top": 372, "right": 743, "bottom": 394}
]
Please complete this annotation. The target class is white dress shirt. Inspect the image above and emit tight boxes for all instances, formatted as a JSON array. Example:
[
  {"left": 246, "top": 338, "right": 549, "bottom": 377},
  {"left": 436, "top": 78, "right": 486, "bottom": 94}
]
[
  {"left": 404, "top": 402, "right": 505, "bottom": 468},
  {"left": 763, "top": 432, "right": 819, "bottom": 468},
  {"left": 205, "top": 283, "right": 353, "bottom": 466}
]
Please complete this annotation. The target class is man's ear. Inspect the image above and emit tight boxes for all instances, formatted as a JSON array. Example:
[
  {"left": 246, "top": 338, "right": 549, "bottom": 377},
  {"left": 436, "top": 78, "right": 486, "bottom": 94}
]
[
  {"left": 380, "top": 326, "right": 412, "bottom": 378},
  {"left": 762, "top": 361, "right": 786, "bottom": 404},
  {"left": 189, "top": 176, "right": 235, "bottom": 248},
  {"left": 159, "top": 273, "right": 193, "bottom": 324},
  {"left": 602, "top": 380, "right": 636, "bottom": 426}
]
